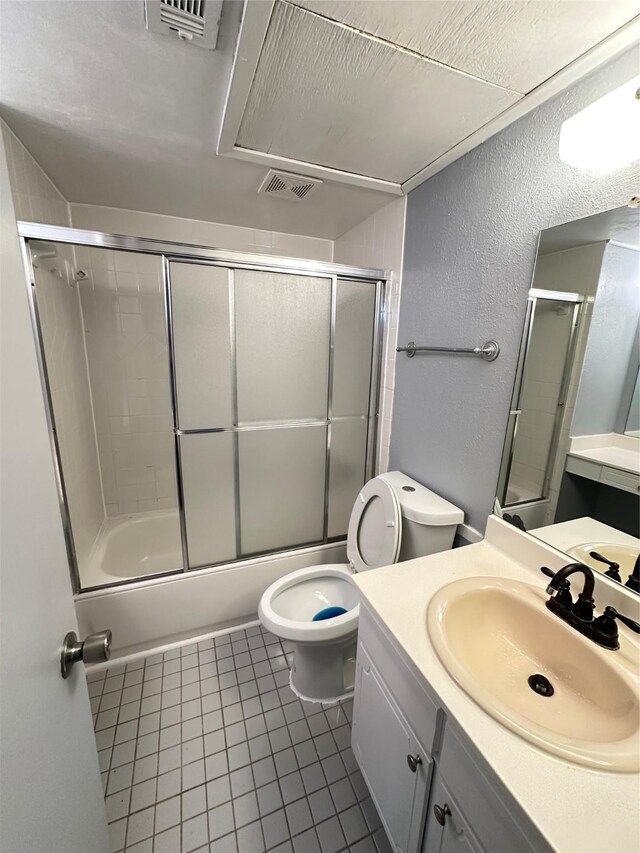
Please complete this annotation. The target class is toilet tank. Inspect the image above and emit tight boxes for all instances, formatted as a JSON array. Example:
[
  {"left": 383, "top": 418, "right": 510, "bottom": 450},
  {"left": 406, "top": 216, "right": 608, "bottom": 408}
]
[{"left": 377, "top": 471, "right": 464, "bottom": 560}]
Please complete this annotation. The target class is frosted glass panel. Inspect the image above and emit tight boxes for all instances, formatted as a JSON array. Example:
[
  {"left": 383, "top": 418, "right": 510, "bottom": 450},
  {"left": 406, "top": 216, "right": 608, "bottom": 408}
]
[
  {"left": 170, "top": 263, "right": 233, "bottom": 429},
  {"left": 333, "top": 279, "right": 376, "bottom": 416},
  {"left": 180, "top": 433, "right": 237, "bottom": 567},
  {"left": 327, "top": 418, "right": 368, "bottom": 538},
  {"left": 235, "top": 271, "right": 331, "bottom": 423},
  {"left": 238, "top": 426, "right": 326, "bottom": 554}
]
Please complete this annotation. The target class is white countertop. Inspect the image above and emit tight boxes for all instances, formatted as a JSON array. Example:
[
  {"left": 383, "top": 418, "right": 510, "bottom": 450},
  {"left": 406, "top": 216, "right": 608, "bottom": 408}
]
[
  {"left": 568, "top": 433, "right": 640, "bottom": 475},
  {"left": 532, "top": 516, "right": 640, "bottom": 554},
  {"left": 352, "top": 516, "right": 640, "bottom": 853}
]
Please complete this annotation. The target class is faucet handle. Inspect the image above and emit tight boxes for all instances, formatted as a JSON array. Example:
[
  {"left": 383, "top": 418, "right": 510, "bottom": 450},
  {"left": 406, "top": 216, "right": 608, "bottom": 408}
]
[
  {"left": 589, "top": 551, "right": 622, "bottom": 582},
  {"left": 604, "top": 606, "right": 640, "bottom": 634}
]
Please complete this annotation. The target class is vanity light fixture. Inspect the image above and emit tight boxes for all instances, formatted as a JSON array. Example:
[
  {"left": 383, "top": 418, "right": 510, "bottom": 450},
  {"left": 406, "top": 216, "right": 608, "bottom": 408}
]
[{"left": 559, "top": 75, "right": 640, "bottom": 174}]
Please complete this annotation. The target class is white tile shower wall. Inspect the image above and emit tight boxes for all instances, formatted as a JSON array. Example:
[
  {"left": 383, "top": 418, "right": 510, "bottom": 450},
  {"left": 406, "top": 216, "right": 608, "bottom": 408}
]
[
  {"left": 333, "top": 197, "right": 407, "bottom": 472},
  {"left": 1, "top": 119, "right": 70, "bottom": 226},
  {"left": 2, "top": 119, "right": 105, "bottom": 568},
  {"left": 76, "top": 247, "right": 178, "bottom": 517},
  {"left": 70, "top": 205, "right": 333, "bottom": 263},
  {"left": 33, "top": 256, "right": 105, "bottom": 568}
]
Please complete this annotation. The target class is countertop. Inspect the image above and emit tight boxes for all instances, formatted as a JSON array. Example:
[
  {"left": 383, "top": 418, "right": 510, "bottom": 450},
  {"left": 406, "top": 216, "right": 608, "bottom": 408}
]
[
  {"left": 568, "top": 433, "right": 640, "bottom": 475},
  {"left": 532, "top": 516, "right": 640, "bottom": 554},
  {"left": 352, "top": 516, "right": 640, "bottom": 853}
]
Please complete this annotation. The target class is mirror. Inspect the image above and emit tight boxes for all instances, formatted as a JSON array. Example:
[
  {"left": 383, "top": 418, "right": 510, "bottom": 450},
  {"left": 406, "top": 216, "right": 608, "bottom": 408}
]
[
  {"left": 495, "top": 205, "right": 640, "bottom": 595},
  {"left": 625, "top": 367, "right": 639, "bottom": 436}
]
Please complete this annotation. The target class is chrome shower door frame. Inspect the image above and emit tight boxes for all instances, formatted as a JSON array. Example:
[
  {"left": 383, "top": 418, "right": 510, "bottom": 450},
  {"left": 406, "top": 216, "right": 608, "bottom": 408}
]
[
  {"left": 17, "top": 222, "right": 387, "bottom": 592},
  {"left": 499, "top": 288, "right": 583, "bottom": 509}
]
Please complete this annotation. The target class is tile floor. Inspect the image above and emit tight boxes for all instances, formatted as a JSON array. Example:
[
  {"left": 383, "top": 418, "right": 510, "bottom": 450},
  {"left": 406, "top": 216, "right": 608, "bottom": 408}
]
[{"left": 88, "top": 625, "right": 391, "bottom": 853}]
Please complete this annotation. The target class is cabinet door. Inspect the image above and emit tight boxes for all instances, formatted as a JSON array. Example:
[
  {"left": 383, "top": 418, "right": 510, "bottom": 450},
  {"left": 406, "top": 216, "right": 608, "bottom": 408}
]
[
  {"left": 422, "top": 772, "right": 482, "bottom": 853},
  {"left": 352, "top": 645, "right": 431, "bottom": 853}
]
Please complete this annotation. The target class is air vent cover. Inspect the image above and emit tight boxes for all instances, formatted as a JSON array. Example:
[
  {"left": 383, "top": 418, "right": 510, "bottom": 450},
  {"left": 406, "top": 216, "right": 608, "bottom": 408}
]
[
  {"left": 258, "top": 170, "right": 322, "bottom": 202},
  {"left": 145, "top": 0, "right": 221, "bottom": 49}
]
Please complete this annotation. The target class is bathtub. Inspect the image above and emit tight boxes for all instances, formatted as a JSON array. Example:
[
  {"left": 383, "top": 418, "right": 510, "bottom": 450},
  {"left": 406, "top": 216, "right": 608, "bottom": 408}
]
[
  {"left": 75, "top": 511, "right": 347, "bottom": 659},
  {"left": 503, "top": 485, "right": 550, "bottom": 530},
  {"left": 80, "top": 510, "right": 182, "bottom": 589},
  {"left": 505, "top": 482, "right": 541, "bottom": 505}
]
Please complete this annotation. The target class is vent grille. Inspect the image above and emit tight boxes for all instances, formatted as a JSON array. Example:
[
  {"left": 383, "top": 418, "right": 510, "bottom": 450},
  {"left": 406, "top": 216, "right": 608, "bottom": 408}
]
[
  {"left": 258, "top": 170, "right": 322, "bottom": 202},
  {"left": 145, "top": 0, "right": 221, "bottom": 49}
]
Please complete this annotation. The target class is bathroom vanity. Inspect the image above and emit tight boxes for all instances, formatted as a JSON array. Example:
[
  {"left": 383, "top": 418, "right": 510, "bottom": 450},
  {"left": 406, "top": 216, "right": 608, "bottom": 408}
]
[{"left": 350, "top": 517, "right": 640, "bottom": 853}]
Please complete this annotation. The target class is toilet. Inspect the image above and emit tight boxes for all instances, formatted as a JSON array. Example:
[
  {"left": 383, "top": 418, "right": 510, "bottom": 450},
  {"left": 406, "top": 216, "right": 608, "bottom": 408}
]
[{"left": 258, "top": 471, "right": 464, "bottom": 703}]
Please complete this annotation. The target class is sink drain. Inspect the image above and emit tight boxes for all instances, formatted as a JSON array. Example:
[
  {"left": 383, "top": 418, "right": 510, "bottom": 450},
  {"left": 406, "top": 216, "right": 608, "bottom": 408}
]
[{"left": 528, "top": 673, "right": 554, "bottom": 697}]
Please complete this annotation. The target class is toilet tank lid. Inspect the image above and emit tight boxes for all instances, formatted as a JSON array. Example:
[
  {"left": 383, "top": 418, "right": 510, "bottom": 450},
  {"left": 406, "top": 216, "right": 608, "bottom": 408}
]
[{"left": 377, "top": 472, "right": 464, "bottom": 526}]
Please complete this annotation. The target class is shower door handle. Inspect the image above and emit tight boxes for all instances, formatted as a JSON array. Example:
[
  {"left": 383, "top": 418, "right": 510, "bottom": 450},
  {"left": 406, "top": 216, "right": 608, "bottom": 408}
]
[{"left": 61, "top": 629, "right": 112, "bottom": 678}]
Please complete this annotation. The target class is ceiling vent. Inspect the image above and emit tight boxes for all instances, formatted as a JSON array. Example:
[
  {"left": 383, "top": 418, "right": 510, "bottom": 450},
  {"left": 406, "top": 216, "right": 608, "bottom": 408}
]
[
  {"left": 258, "top": 170, "right": 323, "bottom": 202},
  {"left": 144, "top": 0, "right": 221, "bottom": 49}
]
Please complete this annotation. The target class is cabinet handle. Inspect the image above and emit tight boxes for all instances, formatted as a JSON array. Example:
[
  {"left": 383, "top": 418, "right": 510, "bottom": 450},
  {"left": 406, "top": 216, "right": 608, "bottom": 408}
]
[
  {"left": 406, "top": 753, "right": 422, "bottom": 773},
  {"left": 433, "top": 803, "right": 452, "bottom": 826}
]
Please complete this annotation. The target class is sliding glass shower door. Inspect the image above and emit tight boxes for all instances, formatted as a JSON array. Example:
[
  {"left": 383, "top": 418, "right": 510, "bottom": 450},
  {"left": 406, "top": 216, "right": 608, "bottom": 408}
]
[{"left": 168, "top": 262, "right": 379, "bottom": 570}]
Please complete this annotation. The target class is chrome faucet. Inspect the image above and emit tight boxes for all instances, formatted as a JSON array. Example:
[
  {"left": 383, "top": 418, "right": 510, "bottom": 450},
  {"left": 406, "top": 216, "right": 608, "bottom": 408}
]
[{"left": 541, "top": 564, "right": 639, "bottom": 650}]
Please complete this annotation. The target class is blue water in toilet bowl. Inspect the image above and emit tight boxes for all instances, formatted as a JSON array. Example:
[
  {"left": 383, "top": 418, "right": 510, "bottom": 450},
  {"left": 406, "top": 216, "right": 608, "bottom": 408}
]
[{"left": 312, "top": 606, "right": 348, "bottom": 621}]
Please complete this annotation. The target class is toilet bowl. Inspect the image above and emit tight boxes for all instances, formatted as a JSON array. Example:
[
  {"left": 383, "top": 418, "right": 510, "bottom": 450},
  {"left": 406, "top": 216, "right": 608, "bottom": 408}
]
[{"left": 258, "top": 471, "right": 464, "bottom": 702}]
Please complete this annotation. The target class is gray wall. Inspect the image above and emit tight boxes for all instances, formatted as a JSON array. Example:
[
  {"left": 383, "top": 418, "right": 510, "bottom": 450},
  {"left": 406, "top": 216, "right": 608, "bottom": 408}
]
[
  {"left": 389, "top": 47, "right": 640, "bottom": 533},
  {"left": 573, "top": 243, "right": 640, "bottom": 436}
]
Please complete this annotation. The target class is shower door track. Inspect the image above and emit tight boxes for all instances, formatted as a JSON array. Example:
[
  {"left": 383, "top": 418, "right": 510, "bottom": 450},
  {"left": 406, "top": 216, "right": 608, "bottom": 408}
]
[{"left": 17, "top": 222, "right": 388, "bottom": 594}]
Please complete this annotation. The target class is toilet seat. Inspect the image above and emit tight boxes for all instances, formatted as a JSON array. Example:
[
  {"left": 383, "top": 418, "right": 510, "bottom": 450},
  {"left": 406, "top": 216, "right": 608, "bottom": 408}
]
[
  {"left": 347, "top": 476, "right": 402, "bottom": 573},
  {"left": 258, "top": 564, "right": 359, "bottom": 643}
]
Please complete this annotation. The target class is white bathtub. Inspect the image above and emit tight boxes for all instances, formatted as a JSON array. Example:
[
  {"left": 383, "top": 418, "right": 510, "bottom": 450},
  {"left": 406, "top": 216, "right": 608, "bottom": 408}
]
[
  {"left": 76, "top": 513, "right": 347, "bottom": 658},
  {"left": 80, "top": 510, "right": 182, "bottom": 589}
]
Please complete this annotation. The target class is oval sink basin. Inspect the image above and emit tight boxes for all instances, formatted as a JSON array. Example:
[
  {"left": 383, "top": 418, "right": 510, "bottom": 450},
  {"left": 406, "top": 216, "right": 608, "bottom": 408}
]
[
  {"left": 567, "top": 542, "right": 638, "bottom": 580},
  {"left": 428, "top": 577, "right": 640, "bottom": 772}
]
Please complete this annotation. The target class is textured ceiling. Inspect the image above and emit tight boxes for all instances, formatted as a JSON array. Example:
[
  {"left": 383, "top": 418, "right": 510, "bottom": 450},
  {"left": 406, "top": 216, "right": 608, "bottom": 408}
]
[
  {"left": 237, "top": 1, "right": 520, "bottom": 183},
  {"left": 0, "top": 0, "right": 392, "bottom": 239},
  {"left": 235, "top": 0, "right": 639, "bottom": 186},
  {"left": 1, "top": 0, "right": 637, "bottom": 238},
  {"left": 296, "top": 0, "right": 639, "bottom": 93}
]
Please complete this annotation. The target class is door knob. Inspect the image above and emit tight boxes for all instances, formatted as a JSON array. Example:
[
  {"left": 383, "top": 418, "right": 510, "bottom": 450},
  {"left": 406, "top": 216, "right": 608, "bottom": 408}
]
[
  {"left": 61, "top": 630, "right": 112, "bottom": 678},
  {"left": 433, "top": 803, "right": 451, "bottom": 826},
  {"left": 406, "top": 753, "right": 422, "bottom": 772}
]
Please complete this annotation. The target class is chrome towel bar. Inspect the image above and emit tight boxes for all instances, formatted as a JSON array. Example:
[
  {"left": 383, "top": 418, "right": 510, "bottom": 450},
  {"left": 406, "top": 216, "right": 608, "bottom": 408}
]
[{"left": 397, "top": 340, "right": 500, "bottom": 361}]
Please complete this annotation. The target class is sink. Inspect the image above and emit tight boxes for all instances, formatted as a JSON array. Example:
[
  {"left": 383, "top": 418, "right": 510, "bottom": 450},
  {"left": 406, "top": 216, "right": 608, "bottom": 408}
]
[
  {"left": 567, "top": 542, "right": 638, "bottom": 579},
  {"left": 427, "top": 577, "right": 640, "bottom": 772}
]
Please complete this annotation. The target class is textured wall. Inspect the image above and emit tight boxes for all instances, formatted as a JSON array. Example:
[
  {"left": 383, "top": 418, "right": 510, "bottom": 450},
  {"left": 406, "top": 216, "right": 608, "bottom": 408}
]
[
  {"left": 573, "top": 243, "right": 640, "bottom": 436},
  {"left": 390, "top": 47, "right": 640, "bottom": 533}
]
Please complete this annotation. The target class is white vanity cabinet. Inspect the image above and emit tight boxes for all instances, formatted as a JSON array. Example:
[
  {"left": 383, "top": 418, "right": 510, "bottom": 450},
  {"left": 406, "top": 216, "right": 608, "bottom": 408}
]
[
  {"left": 422, "top": 770, "right": 480, "bottom": 853},
  {"left": 352, "top": 643, "right": 432, "bottom": 853},
  {"left": 353, "top": 605, "right": 549, "bottom": 853}
]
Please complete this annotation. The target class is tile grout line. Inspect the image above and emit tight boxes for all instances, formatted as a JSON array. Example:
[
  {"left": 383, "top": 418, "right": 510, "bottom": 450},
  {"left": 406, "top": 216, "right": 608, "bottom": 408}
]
[{"left": 96, "top": 625, "right": 382, "bottom": 853}]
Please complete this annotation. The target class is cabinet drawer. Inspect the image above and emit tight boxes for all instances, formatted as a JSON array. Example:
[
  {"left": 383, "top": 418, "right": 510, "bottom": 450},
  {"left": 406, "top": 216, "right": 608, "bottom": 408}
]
[
  {"left": 439, "top": 724, "right": 549, "bottom": 853},
  {"left": 600, "top": 465, "right": 639, "bottom": 495},
  {"left": 358, "top": 604, "right": 442, "bottom": 757},
  {"left": 565, "top": 455, "right": 601, "bottom": 482}
]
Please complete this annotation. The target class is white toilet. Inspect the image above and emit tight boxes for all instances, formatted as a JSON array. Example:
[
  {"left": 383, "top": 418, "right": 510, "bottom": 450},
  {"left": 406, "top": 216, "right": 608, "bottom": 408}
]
[{"left": 259, "top": 471, "right": 464, "bottom": 702}]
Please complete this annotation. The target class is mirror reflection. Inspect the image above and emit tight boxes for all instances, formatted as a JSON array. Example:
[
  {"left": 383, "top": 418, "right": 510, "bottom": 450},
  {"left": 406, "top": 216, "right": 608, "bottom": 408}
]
[{"left": 496, "top": 205, "right": 640, "bottom": 594}]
